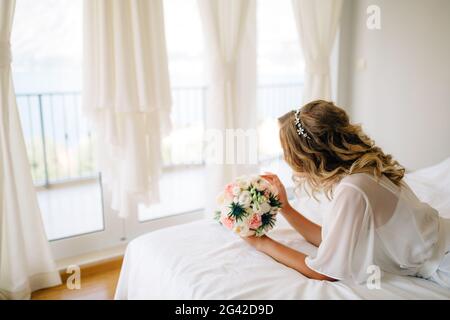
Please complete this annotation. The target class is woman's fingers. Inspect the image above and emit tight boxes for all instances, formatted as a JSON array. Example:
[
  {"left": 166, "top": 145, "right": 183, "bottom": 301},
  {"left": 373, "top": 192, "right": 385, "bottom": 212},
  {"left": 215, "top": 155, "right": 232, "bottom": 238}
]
[
  {"left": 261, "top": 173, "right": 285, "bottom": 194},
  {"left": 261, "top": 173, "right": 278, "bottom": 180},
  {"left": 261, "top": 174, "right": 281, "bottom": 184}
]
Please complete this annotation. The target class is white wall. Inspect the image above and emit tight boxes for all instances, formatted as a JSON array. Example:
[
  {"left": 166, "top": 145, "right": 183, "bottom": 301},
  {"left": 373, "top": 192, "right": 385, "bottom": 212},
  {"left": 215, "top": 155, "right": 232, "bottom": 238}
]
[{"left": 340, "top": 0, "right": 450, "bottom": 171}]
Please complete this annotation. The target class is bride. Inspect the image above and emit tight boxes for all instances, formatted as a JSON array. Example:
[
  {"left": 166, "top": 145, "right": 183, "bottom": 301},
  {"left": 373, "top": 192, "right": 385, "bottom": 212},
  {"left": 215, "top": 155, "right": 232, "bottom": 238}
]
[{"left": 244, "top": 100, "right": 450, "bottom": 288}]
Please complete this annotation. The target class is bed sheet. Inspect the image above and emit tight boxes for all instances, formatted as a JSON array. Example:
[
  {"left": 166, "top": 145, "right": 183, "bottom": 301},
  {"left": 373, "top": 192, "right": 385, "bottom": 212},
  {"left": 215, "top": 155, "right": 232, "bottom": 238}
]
[{"left": 115, "top": 158, "right": 450, "bottom": 299}]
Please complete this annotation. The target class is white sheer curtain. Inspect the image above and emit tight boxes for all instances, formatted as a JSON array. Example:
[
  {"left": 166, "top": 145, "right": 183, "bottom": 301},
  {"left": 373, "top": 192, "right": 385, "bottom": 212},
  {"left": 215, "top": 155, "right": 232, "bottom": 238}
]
[
  {"left": 291, "top": 0, "right": 343, "bottom": 102},
  {"left": 83, "top": 0, "right": 172, "bottom": 218},
  {"left": 0, "top": 0, "right": 61, "bottom": 300},
  {"left": 198, "top": 0, "right": 258, "bottom": 217}
]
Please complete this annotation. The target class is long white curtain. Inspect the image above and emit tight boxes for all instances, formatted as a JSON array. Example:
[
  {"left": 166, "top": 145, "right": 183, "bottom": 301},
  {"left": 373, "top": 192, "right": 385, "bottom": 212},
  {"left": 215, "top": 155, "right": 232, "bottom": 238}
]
[
  {"left": 291, "top": 0, "right": 343, "bottom": 102},
  {"left": 198, "top": 0, "right": 258, "bottom": 217},
  {"left": 83, "top": 0, "right": 172, "bottom": 218},
  {"left": 0, "top": 0, "right": 61, "bottom": 300}
]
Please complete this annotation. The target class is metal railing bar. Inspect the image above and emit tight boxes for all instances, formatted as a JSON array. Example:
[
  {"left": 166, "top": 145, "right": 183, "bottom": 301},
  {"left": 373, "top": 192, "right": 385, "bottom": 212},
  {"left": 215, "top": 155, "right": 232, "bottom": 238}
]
[
  {"left": 38, "top": 94, "right": 50, "bottom": 187},
  {"left": 18, "top": 84, "right": 304, "bottom": 188},
  {"left": 73, "top": 94, "right": 82, "bottom": 177},
  {"left": 16, "top": 91, "right": 81, "bottom": 97},
  {"left": 49, "top": 94, "right": 58, "bottom": 180},
  {"left": 26, "top": 96, "right": 37, "bottom": 178},
  {"left": 61, "top": 95, "right": 71, "bottom": 179},
  {"left": 34, "top": 175, "right": 99, "bottom": 190},
  {"left": 257, "top": 82, "right": 303, "bottom": 89},
  {"left": 16, "top": 84, "right": 303, "bottom": 97},
  {"left": 171, "top": 85, "right": 206, "bottom": 91}
]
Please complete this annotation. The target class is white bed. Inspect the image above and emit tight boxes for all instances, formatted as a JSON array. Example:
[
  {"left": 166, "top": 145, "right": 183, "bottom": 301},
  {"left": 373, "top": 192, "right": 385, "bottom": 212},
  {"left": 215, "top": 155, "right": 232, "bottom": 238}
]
[{"left": 115, "top": 158, "right": 450, "bottom": 299}]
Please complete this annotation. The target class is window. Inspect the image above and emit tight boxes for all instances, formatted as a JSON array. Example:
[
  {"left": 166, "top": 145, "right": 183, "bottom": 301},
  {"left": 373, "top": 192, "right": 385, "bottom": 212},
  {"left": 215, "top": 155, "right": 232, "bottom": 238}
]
[
  {"left": 257, "top": 0, "right": 304, "bottom": 189},
  {"left": 11, "top": 0, "right": 306, "bottom": 259},
  {"left": 138, "top": 0, "right": 206, "bottom": 221},
  {"left": 12, "top": 0, "right": 105, "bottom": 241}
]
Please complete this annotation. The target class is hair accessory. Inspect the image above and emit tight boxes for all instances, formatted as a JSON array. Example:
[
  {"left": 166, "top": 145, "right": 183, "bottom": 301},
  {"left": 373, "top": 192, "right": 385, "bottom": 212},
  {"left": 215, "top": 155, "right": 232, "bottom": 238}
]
[{"left": 293, "top": 109, "right": 311, "bottom": 140}]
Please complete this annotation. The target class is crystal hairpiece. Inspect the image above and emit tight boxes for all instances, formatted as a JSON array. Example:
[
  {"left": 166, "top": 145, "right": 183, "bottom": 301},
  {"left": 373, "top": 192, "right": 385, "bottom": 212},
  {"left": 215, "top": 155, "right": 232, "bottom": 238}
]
[{"left": 293, "top": 109, "right": 311, "bottom": 140}]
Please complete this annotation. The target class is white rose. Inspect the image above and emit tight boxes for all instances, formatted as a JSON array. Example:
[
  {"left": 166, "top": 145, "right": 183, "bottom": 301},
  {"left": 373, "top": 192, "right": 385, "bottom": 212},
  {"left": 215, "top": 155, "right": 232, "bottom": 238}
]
[
  {"left": 253, "top": 177, "right": 269, "bottom": 192},
  {"left": 217, "top": 191, "right": 233, "bottom": 207},
  {"left": 216, "top": 191, "right": 225, "bottom": 205},
  {"left": 238, "top": 191, "right": 252, "bottom": 208},
  {"left": 233, "top": 223, "right": 250, "bottom": 237},
  {"left": 241, "top": 228, "right": 256, "bottom": 237},
  {"left": 268, "top": 184, "right": 278, "bottom": 196},
  {"left": 259, "top": 202, "right": 271, "bottom": 214},
  {"left": 258, "top": 195, "right": 267, "bottom": 204},
  {"left": 251, "top": 202, "right": 269, "bottom": 215},
  {"left": 270, "top": 207, "right": 280, "bottom": 215},
  {"left": 220, "top": 205, "right": 230, "bottom": 217},
  {"left": 236, "top": 177, "right": 250, "bottom": 190},
  {"left": 232, "top": 185, "right": 241, "bottom": 196}
]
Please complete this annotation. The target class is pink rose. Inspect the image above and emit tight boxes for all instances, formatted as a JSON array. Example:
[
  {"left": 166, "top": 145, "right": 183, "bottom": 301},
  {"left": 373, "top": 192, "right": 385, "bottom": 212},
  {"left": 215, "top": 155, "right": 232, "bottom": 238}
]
[
  {"left": 224, "top": 183, "right": 235, "bottom": 199},
  {"left": 220, "top": 215, "right": 235, "bottom": 230},
  {"left": 248, "top": 214, "right": 262, "bottom": 229}
]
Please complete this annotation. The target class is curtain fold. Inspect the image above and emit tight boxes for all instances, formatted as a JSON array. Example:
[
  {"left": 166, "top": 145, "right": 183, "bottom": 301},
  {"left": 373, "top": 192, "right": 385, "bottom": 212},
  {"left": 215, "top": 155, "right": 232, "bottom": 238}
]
[
  {"left": 0, "top": 0, "right": 61, "bottom": 300},
  {"left": 198, "top": 0, "right": 258, "bottom": 217},
  {"left": 291, "top": 0, "right": 343, "bottom": 102},
  {"left": 83, "top": 0, "right": 172, "bottom": 218}
]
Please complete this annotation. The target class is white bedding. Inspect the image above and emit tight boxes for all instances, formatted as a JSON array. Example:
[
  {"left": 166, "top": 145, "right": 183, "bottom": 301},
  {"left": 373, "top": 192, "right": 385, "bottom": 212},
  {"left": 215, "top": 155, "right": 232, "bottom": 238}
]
[{"left": 115, "top": 158, "right": 450, "bottom": 300}]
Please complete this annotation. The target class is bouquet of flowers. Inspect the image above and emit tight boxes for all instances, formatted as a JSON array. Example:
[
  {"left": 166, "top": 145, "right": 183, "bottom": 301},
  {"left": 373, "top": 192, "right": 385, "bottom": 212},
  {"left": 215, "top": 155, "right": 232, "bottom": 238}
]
[{"left": 214, "top": 175, "right": 282, "bottom": 237}]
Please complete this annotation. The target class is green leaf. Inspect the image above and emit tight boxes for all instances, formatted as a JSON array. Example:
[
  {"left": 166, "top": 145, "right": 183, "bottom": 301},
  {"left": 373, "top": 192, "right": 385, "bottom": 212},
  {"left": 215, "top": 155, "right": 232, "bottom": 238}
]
[{"left": 214, "top": 210, "right": 222, "bottom": 223}]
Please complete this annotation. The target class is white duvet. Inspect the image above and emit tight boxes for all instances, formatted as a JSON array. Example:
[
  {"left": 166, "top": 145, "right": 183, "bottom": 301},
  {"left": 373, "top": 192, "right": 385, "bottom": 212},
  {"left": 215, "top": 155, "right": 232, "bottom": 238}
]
[{"left": 115, "top": 158, "right": 450, "bottom": 299}]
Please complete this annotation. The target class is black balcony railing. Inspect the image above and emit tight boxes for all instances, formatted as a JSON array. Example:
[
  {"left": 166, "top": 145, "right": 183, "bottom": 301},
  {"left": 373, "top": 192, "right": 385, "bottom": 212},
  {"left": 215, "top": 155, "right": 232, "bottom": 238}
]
[{"left": 16, "top": 83, "right": 303, "bottom": 187}]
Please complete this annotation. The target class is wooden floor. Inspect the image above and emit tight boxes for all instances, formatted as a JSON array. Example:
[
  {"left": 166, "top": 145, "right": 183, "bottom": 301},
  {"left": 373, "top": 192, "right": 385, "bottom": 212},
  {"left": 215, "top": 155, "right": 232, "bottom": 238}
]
[{"left": 31, "top": 257, "right": 123, "bottom": 300}]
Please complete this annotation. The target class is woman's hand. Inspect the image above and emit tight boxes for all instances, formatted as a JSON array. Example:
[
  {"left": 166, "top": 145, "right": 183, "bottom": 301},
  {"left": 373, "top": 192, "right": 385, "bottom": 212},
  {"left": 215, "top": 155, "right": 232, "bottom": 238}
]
[
  {"left": 261, "top": 172, "right": 291, "bottom": 211},
  {"left": 262, "top": 172, "right": 322, "bottom": 247},
  {"left": 241, "top": 235, "right": 269, "bottom": 251}
]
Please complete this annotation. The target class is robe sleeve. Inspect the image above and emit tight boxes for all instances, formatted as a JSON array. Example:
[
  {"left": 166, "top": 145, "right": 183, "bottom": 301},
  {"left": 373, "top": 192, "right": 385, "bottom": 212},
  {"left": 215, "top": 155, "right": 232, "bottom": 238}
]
[{"left": 305, "top": 184, "right": 376, "bottom": 283}]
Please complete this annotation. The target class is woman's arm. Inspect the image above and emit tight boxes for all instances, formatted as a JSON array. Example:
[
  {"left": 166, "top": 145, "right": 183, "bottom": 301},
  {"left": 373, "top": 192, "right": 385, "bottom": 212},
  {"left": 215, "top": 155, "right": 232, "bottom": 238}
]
[
  {"left": 281, "top": 204, "right": 322, "bottom": 247},
  {"left": 261, "top": 173, "right": 322, "bottom": 247},
  {"left": 243, "top": 235, "right": 336, "bottom": 281}
]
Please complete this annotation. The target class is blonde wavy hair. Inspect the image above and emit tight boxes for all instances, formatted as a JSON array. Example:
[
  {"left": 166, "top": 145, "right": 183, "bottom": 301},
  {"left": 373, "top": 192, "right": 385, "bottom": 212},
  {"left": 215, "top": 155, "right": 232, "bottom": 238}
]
[{"left": 278, "top": 100, "right": 405, "bottom": 199}]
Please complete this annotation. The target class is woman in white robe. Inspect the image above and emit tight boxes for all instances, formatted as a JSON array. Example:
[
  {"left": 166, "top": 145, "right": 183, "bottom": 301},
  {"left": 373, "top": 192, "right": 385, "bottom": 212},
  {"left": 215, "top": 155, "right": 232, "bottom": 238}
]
[{"left": 245, "top": 100, "right": 450, "bottom": 288}]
